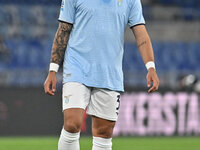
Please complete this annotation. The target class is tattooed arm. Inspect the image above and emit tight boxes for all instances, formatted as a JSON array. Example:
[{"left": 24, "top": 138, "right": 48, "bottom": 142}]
[
  {"left": 132, "top": 25, "right": 159, "bottom": 93},
  {"left": 51, "top": 22, "right": 73, "bottom": 65},
  {"left": 44, "top": 22, "right": 73, "bottom": 96},
  {"left": 132, "top": 25, "right": 154, "bottom": 64}
]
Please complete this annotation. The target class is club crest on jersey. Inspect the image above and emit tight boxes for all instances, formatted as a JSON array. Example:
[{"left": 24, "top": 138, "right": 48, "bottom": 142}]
[
  {"left": 61, "top": 0, "right": 64, "bottom": 11},
  {"left": 64, "top": 95, "right": 72, "bottom": 104},
  {"left": 118, "top": 0, "right": 122, "bottom": 6}
]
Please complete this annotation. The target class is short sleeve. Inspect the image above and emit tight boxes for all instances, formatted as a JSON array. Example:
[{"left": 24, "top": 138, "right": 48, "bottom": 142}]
[
  {"left": 128, "top": 0, "right": 145, "bottom": 27},
  {"left": 58, "top": 0, "right": 76, "bottom": 24}
]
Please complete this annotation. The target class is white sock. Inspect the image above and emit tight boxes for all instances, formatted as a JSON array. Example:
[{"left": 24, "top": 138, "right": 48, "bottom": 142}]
[
  {"left": 92, "top": 136, "right": 112, "bottom": 150},
  {"left": 58, "top": 128, "right": 80, "bottom": 150}
]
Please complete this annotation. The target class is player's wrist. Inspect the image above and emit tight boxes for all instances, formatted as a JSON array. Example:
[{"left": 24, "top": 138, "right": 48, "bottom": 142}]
[
  {"left": 49, "top": 71, "right": 57, "bottom": 74},
  {"left": 145, "top": 61, "right": 156, "bottom": 71},
  {"left": 49, "top": 63, "right": 59, "bottom": 72},
  {"left": 148, "top": 68, "right": 156, "bottom": 73}
]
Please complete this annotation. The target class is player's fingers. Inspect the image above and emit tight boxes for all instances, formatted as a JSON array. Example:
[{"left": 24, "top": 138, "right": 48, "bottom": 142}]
[
  {"left": 146, "top": 75, "right": 151, "bottom": 88},
  {"left": 154, "top": 78, "right": 159, "bottom": 90},
  {"left": 43, "top": 82, "right": 48, "bottom": 93},
  {"left": 47, "top": 88, "right": 54, "bottom": 96},
  {"left": 148, "top": 86, "right": 157, "bottom": 93},
  {"left": 52, "top": 80, "right": 56, "bottom": 93},
  {"left": 148, "top": 79, "right": 158, "bottom": 93},
  {"left": 156, "top": 80, "right": 159, "bottom": 90},
  {"left": 148, "top": 86, "right": 156, "bottom": 93},
  {"left": 44, "top": 81, "right": 54, "bottom": 96}
]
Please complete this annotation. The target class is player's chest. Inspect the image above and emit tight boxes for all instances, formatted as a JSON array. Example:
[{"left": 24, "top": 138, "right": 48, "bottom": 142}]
[{"left": 75, "top": 0, "right": 130, "bottom": 17}]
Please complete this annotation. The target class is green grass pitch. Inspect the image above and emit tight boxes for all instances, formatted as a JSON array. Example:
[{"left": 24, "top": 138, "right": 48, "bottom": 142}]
[{"left": 0, "top": 137, "right": 200, "bottom": 150}]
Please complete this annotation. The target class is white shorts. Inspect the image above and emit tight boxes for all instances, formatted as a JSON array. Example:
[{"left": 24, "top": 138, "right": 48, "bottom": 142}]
[{"left": 62, "top": 82, "right": 121, "bottom": 121}]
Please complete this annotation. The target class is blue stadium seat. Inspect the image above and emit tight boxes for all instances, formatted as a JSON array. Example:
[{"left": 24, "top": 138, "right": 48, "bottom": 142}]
[
  {"left": 122, "top": 42, "right": 200, "bottom": 72},
  {"left": 4, "top": 39, "right": 200, "bottom": 73}
]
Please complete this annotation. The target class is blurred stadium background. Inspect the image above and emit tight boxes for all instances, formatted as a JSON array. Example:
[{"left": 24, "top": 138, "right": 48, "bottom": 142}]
[{"left": 0, "top": 0, "right": 200, "bottom": 150}]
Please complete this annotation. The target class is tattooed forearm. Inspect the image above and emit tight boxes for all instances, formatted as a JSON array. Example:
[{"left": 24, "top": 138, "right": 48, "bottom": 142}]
[
  {"left": 50, "top": 22, "right": 73, "bottom": 65},
  {"left": 138, "top": 41, "right": 147, "bottom": 48}
]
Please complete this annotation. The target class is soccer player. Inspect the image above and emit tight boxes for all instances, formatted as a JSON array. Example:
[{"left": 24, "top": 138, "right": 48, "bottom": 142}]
[{"left": 44, "top": 0, "right": 159, "bottom": 149}]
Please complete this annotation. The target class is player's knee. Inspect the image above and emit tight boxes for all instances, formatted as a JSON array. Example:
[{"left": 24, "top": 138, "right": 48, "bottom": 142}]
[
  {"left": 94, "top": 124, "right": 115, "bottom": 138},
  {"left": 64, "top": 121, "right": 82, "bottom": 133}
]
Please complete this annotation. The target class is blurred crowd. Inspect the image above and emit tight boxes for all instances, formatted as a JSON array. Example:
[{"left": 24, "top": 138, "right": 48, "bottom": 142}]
[{"left": 0, "top": 36, "right": 9, "bottom": 62}]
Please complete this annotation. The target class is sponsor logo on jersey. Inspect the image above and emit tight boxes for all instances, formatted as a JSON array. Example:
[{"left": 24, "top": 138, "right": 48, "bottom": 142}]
[
  {"left": 64, "top": 95, "right": 72, "bottom": 104},
  {"left": 66, "top": 73, "right": 71, "bottom": 77},
  {"left": 118, "top": 0, "right": 122, "bottom": 6}
]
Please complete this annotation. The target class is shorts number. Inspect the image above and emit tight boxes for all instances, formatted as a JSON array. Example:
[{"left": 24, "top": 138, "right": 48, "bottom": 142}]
[{"left": 116, "top": 95, "right": 120, "bottom": 115}]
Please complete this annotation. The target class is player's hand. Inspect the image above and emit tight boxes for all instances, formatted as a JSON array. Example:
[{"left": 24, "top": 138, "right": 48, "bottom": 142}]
[
  {"left": 146, "top": 68, "right": 159, "bottom": 93},
  {"left": 44, "top": 71, "right": 57, "bottom": 96}
]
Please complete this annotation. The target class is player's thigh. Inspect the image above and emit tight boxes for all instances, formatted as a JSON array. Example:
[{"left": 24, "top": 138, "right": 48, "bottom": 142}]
[
  {"left": 92, "top": 116, "right": 115, "bottom": 138},
  {"left": 62, "top": 82, "right": 91, "bottom": 132},
  {"left": 87, "top": 88, "right": 120, "bottom": 137},
  {"left": 87, "top": 88, "right": 121, "bottom": 121},
  {"left": 62, "top": 82, "right": 91, "bottom": 110}
]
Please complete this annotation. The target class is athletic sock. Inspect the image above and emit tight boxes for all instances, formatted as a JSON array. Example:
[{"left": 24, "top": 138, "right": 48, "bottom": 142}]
[
  {"left": 58, "top": 128, "right": 80, "bottom": 150},
  {"left": 92, "top": 136, "right": 112, "bottom": 150}
]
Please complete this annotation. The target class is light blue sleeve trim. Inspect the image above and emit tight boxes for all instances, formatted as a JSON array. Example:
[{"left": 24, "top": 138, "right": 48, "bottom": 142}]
[
  {"left": 58, "top": 0, "right": 76, "bottom": 24},
  {"left": 128, "top": 0, "right": 145, "bottom": 27}
]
